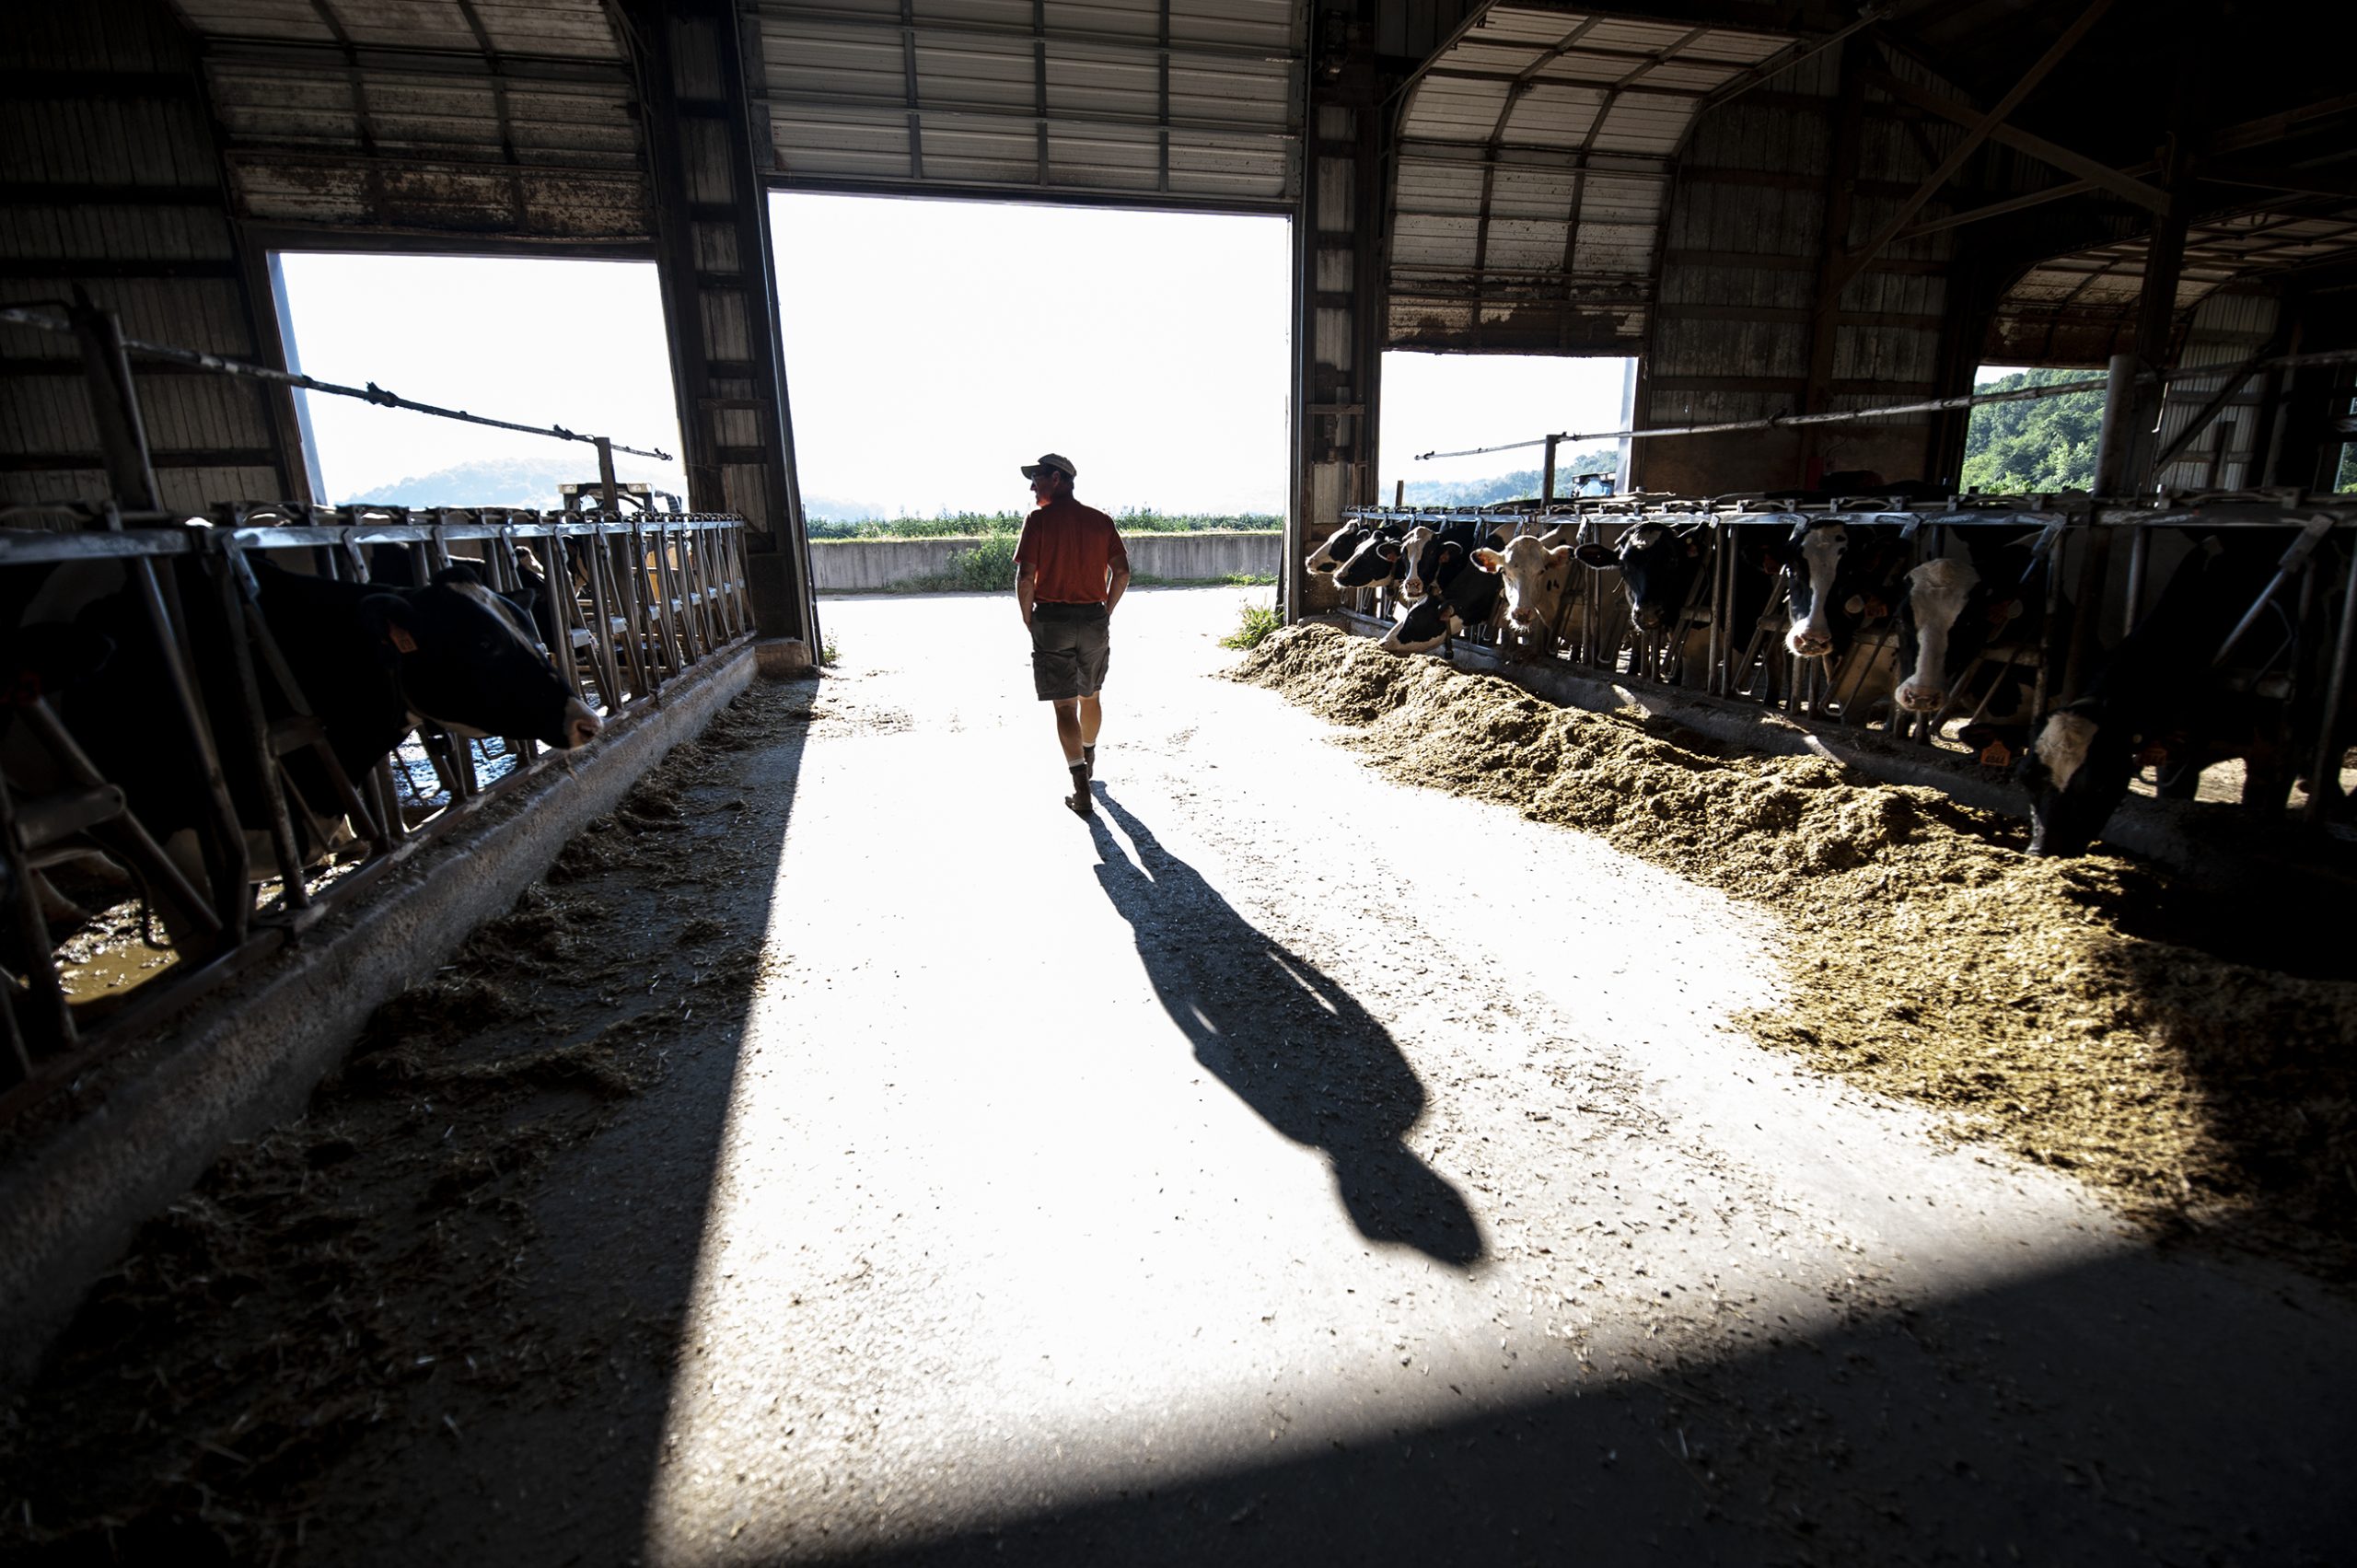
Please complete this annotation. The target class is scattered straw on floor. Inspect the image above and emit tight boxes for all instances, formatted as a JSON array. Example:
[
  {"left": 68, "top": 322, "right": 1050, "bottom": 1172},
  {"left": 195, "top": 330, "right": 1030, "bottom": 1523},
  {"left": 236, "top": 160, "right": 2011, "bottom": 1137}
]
[{"left": 1235, "top": 624, "right": 2357, "bottom": 1271}]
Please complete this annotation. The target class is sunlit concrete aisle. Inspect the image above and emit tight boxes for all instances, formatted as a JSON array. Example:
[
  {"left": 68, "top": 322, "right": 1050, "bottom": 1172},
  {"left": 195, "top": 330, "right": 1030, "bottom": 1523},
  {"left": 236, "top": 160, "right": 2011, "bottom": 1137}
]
[{"left": 377, "top": 590, "right": 2357, "bottom": 1565}]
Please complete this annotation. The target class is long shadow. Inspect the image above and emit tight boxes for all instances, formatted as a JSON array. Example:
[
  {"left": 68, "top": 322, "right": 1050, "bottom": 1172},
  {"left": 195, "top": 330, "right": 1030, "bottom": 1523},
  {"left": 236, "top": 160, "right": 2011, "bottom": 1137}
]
[{"left": 1086, "top": 790, "right": 1480, "bottom": 1267}]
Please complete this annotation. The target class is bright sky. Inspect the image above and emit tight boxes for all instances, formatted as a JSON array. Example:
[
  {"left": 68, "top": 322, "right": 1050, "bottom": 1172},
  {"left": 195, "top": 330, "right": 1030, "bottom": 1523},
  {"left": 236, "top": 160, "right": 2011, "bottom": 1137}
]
[
  {"left": 771, "top": 193, "right": 1290, "bottom": 517},
  {"left": 275, "top": 252, "right": 690, "bottom": 502},
  {"left": 1378, "top": 352, "right": 1631, "bottom": 494},
  {"left": 276, "top": 205, "right": 1637, "bottom": 517}
]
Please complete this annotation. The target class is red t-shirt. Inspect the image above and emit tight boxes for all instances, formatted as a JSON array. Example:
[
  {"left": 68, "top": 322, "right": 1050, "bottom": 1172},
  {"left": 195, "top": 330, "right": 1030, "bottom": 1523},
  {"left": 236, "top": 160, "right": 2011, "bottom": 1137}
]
[{"left": 1014, "top": 498, "right": 1129, "bottom": 604}]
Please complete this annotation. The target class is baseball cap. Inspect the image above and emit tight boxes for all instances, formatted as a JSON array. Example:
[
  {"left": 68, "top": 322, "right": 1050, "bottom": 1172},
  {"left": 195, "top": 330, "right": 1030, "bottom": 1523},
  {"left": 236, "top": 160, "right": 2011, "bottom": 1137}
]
[{"left": 1021, "top": 453, "right": 1078, "bottom": 482}]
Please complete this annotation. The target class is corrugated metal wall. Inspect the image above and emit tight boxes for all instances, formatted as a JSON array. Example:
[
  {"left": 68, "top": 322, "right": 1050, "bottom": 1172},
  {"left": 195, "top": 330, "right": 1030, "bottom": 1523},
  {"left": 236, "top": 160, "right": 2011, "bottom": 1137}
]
[
  {"left": 2153, "top": 289, "right": 2279, "bottom": 494},
  {"left": 1, "top": 1, "right": 303, "bottom": 512},
  {"left": 754, "top": 0, "right": 1303, "bottom": 209},
  {"left": 1637, "top": 44, "right": 1965, "bottom": 493}
]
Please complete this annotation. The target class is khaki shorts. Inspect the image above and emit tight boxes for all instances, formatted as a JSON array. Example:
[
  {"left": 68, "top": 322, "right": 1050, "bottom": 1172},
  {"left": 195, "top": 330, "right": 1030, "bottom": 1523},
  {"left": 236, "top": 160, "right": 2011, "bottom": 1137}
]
[{"left": 1030, "top": 601, "right": 1110, "bottom": 700}]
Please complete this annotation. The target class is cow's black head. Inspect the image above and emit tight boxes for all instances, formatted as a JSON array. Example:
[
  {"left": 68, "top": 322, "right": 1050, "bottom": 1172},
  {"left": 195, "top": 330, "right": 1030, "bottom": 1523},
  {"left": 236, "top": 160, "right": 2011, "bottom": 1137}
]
[
  {"left": 1333, "top": 533, "right": 1401, "bottom": 590},
  {"left": 1578, "top": 524, "right": 1702, "bottom": 633},
  {"left": 362, "top": 566, "right": 599, "bottom": 749},
  {"left": 2015, "top": 703, "right": 2131, "bottom": 856}
]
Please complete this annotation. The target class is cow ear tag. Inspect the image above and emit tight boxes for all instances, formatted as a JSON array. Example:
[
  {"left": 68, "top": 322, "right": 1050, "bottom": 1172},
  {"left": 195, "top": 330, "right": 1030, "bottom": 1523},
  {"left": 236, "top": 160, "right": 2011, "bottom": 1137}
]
[
  {"left": 1978, "top": 738, "right": 2012, "bottom": 768},
  {"left": 388, "top": 624, "right": 419, "bottom": 655},
  {"left": 1843, "top": 594, "right": 1866, "bottom": 615}
]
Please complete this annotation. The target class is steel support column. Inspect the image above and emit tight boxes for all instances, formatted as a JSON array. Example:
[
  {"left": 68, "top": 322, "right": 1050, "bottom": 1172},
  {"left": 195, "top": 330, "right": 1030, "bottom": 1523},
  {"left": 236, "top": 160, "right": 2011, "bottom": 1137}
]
[
  {"left": 625, "top": 0, "right": 819, "bottom": 647},
  {"left": 1286, "top": 0, "right": 1386, "bottom": 621}
]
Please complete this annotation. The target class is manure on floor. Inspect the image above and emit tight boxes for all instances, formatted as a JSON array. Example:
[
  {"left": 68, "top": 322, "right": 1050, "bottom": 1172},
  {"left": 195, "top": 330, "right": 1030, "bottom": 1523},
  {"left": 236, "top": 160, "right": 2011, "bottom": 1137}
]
[{"left": 1235, "top": 623, "right": 2357, "bottom": 1275}]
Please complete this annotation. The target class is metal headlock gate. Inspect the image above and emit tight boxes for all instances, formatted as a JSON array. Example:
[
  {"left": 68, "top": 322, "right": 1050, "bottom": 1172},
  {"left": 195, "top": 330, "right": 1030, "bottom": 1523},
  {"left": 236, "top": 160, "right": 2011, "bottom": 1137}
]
[
  {"left": 1329, "top": 488, "right": 2357, "bottom": 825},
  {"left": 1, "top": 501, "right": 755, "bottom": 1116}
]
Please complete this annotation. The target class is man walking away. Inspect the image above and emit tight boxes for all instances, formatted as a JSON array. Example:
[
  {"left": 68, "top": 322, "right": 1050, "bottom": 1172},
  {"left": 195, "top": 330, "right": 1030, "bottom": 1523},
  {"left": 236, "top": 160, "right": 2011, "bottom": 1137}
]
[{"left": 1013, "top": 452, "right": 1130, "bottom": 818}]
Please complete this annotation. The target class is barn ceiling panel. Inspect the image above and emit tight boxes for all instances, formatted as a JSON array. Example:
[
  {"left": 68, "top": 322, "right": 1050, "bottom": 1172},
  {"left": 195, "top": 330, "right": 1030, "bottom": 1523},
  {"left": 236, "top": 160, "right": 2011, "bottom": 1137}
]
[
  {"left": 1387, "top": 5, "right": 1789, "bottom": 354},
  {"left": 164, "top": 0, "right": 650, "bottom": 244},
  {"left": 1991, "top": 203, "right": 2357, "bottom": 365},
  {"left": 754, "top": 0, "right": 1303, "bottom": 208}
]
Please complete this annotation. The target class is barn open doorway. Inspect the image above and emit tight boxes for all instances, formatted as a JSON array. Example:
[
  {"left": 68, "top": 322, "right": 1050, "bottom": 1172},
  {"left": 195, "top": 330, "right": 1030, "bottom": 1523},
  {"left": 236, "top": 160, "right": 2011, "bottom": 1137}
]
[
  {"left": 272, "top": 252, "right": 690, "bottom": 507},
  {"left": 769, "top": 192, "right": 1291, "bottom": 533},
  {"left": 1378, "top": 352, "right": 1635, "bottom": 506}
]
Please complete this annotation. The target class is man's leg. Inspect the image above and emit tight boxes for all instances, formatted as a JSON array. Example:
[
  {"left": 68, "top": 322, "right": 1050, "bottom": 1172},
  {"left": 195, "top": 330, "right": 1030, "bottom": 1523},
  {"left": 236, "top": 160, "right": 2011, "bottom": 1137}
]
[
  {"left": 1052, "top": 697, "right": 1091, "bottom": 814},
  {"left": 1051, "top": 697, "right": 1085, "bottom": 764},
  {"left": 1077, "top": 692, "right": 1102, "bottom": 779}
]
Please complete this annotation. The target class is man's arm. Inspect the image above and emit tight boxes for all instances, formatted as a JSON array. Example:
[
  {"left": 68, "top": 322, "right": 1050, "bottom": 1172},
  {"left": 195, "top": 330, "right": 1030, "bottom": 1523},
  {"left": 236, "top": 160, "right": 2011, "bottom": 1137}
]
[
  {"left": 1016, "top": 560, "right": 1038, "bottom": 627},
  {"left": 1103, "top": 561, "right": 1130, "bottom": 617}
]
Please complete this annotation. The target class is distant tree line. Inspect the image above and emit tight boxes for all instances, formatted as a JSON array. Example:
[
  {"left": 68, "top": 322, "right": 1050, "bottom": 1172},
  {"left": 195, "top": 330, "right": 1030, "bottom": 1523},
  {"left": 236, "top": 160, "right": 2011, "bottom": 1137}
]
[{"left": 1396, "top": 443, "right": 1620, "bottom": 506}]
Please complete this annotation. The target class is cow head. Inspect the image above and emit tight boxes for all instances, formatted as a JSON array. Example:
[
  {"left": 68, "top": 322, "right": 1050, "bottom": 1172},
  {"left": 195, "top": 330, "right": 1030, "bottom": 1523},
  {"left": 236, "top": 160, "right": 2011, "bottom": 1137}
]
[
  {"left": 1305, "top": 521, "right": 1366, "bottom": 576},
  {"left": 1396, "top": 525, "right": 1439, "bottom": 599},
  {"left": 1379, "top": 550, "right": 1503, "bottom": 655},
  {"left": 1894, "top": 554, "right": 1981, "bottom": 713},
  {"left": 1332, "top": 529, "right": 1403, "bottom": 590},
  {"left": 1574, "top": 523, "right": 1704, "bottom": 633},
  {"left": 1471, "top": 535, "right": 1573, "bottom": 633},
  {"left": 2015, "top": 704, "right": 2130, "bottom": 856},
  {"left": 363, "top": 567, "right": 601, "bottom": 749},
  {"left": 1783, "top": 519, "right": 1849, "bottom": 658}
]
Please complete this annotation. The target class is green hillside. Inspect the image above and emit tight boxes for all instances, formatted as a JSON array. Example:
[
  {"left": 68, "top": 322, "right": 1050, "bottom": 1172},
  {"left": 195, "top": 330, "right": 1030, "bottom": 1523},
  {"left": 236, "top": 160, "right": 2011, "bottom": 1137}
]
[{"left": 1959, "top": 369, "right": 2101, "bottom": 493}]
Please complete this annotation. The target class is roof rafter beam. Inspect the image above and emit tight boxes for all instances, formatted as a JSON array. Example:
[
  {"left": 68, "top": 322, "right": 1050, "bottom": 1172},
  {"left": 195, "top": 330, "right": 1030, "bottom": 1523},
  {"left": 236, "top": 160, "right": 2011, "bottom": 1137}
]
[
  {"left": 1828, "top": 0, "right": 2117, "bottom": 297},
  {"left": 2197, "top": 158, "right": 2357, "bottom": 202},
  {"left": 1859, "top": 64, "right": 2167, "bottom": 215}
]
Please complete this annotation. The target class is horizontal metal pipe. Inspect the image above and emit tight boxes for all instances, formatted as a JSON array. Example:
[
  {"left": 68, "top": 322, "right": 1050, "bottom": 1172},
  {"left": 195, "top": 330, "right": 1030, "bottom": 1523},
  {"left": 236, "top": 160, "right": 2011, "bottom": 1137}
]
[
  {"left": 0, "top": 306, "right": 673, "bottom": 462},
  {"left": 1414, "top": 345, "right": 2357, "bottom": 463}
]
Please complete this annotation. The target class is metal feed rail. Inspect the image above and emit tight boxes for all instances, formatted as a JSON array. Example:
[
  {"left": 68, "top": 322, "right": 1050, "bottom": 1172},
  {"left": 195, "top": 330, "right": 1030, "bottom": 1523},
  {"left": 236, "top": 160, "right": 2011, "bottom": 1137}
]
[
  {"left": 1321, "top": 494, "right": 2357, "bottom": 815},
  {"left": 0, "top": 507, "right": 755, "bottom": 1119}
]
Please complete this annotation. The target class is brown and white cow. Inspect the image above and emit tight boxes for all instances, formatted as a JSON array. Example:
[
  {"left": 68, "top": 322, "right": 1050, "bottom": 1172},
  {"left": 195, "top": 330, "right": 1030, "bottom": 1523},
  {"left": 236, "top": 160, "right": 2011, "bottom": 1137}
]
[{"left": 1470, "top": 530, "right": 1575, "bottom": 661}]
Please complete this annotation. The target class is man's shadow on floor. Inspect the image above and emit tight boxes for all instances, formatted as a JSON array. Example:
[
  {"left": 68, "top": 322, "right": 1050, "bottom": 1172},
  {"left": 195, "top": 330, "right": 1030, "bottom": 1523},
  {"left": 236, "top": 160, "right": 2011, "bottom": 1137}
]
[{"left": 1086, "top": 790, "right": 1482, "bottom": 1267}]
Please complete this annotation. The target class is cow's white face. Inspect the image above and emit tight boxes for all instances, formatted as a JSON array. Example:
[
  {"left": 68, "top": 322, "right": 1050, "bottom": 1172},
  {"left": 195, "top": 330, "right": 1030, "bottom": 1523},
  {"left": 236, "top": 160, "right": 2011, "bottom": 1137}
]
[
  {"left": 1471, "top": 536, "right": 1573, "bottom": 631},
  {"left": 2034, "top": 710, "right": 2099, "bottom": 793},
  {"left": 1784, "top": 524, "right": 1846, "bottom": 657},
  {"left": 1397, "top": 526, "right": 1438, "bottom": 599},
  {"left": 1896, "top": 555, "right": 1980, "bottom": 712}
]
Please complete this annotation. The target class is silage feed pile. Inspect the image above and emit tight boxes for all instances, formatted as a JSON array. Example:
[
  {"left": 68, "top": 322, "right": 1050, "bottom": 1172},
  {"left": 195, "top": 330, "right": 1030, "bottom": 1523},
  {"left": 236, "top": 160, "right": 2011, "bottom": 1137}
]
[{"left": 1235, "top": 623, "right": 2357, "bottom": 1270}]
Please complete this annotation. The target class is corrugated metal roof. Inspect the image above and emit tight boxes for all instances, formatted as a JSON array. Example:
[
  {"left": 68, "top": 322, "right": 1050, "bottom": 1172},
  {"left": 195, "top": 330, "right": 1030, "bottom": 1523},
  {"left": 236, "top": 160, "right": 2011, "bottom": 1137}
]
[
  {"left": 754, "top": 0, "right": 1303, "bottom": 207},
  {"left": 1991, "top": 202, "right": 2357, "bottom": 366},
  {"left": 163, "top": 0, "right": 650, "bottom": 242},
  {"left": 1388, "top": 6, "right": 1789, "bottom": 353}
]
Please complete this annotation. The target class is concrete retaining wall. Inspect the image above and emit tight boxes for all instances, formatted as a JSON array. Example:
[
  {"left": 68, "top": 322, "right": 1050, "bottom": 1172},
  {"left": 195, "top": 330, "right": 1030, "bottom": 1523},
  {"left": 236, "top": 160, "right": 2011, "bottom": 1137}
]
[
  {"left": 812, "top": 530, "right": 1278, "bottom": 591},
  {"left": 0, "top": 645, "right": 761, "bottom": 1380}
]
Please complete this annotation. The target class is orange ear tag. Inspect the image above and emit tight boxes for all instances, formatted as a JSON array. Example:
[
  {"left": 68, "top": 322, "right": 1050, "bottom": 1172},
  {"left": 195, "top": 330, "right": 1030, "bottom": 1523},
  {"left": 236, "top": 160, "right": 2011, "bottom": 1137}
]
[
  {"left": 2135, "top": 744, "right": 2168, "bottom": 768},
  {"left": 389, "top": 625, "right": 419, "bottom": 654},
  {"left": 1978, "top": 739, "right": 2012, "bottom": 767}
]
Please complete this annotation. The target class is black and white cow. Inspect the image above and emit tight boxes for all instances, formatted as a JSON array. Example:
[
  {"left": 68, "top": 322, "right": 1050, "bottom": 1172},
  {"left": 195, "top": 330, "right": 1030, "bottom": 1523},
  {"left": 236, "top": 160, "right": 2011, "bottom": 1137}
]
[
  {"left": 1892, "top": 529, "right": 2046, "bottom": 720},
  {"left": 2016, "top": 530, "right": 2294, "bottom": 856},
  {"left": 1782, "top": 517, "right": 1907, "bottom": 662},
  {"left": 1330, "top": 526, "right": 1411, "bottom": 594},
  {"left": 1399, "top": 519, "right": 1505, "bottom": 604},
  {"left": 1379, "top": 537, "right": 1504, "bottom": 655},
  {"left": 1306, "top": 519, "right": 1397, "bottom": 577},
  {"left": 11, "top": 553, "right": 599, "bottom": 932},
  {"left": 1572, "top": 521, "right": 1708, "bottom": 635}
]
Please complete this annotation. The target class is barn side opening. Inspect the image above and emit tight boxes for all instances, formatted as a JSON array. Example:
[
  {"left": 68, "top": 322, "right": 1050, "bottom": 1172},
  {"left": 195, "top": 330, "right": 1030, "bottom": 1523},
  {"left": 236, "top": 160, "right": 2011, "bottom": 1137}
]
[
  {"left": 1377, "top": 351, "right": 1636, "bottom": 505},
  {"left": 768, "top": 192, "right": 1293, "bottom": 528},
  {"left": 272, "top": 252, "right": 691, "bottom": 507}
]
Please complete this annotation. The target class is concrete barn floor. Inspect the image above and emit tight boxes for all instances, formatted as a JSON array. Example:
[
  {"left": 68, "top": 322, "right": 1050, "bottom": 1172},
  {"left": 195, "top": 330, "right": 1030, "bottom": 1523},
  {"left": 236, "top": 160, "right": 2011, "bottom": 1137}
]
[{"left": 144, "top": 589, "right": 2357, "bottom": 1563}]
